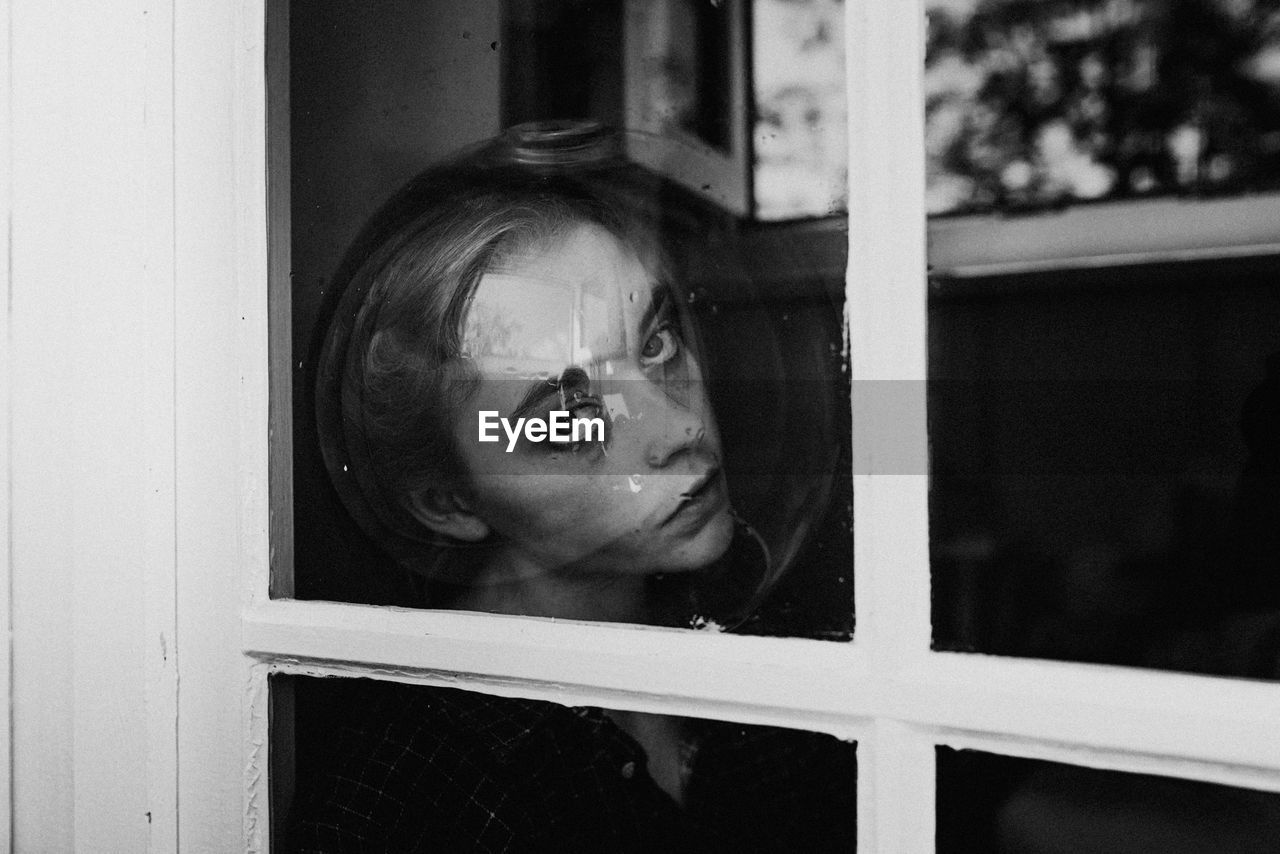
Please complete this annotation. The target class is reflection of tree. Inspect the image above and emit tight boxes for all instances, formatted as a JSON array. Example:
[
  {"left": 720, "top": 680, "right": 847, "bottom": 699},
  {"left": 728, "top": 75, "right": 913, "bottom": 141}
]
[
  {"left": 753, "top": 0, "right": 848, "bottom": 219},
  {"left": 925, "top": 0, "right": 1280, "bottom": 214}
]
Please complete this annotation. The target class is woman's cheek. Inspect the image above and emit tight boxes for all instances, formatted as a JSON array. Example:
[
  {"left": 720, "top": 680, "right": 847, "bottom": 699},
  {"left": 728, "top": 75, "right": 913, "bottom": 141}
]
[{"left": 483, "top": 476, "right": 611, "bottom": 530}]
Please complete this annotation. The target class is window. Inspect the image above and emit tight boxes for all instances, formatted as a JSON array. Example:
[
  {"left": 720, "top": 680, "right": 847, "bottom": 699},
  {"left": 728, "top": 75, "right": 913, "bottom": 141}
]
[
  {"left": 272, "top": 0, "right": 853, "bottom": 848},
  {"left": 926, "top": 0, "right": 1280, "bottom": 682},
  {"left": 166, "top": 0, "right": 1280, "bottom": 850}
]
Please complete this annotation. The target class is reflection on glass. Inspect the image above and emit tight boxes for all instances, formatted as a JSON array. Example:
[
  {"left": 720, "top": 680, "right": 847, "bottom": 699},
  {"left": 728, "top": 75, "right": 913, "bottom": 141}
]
[
  {"left": 925, "top": 0, "right": 1280, "bottom": 215},
  {"left": 753, "top": 0, "right": 848, "bottom": 219},
  {"left": 938, "top": 748, "right": 1280, "bottom": 853},
  {"left": 279, "top": 676, "right": 857, "bottom": 852},
  {"left": 287, "top": 1, "right": 853, "bottom": 638},
  {"left": 625, "top": 0, "right": 734, "bottom": 151}
]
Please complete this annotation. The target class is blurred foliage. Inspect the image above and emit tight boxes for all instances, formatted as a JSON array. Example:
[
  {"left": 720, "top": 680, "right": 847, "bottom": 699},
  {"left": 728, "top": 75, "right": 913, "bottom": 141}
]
[
  {"left": 926, "top": 0, "right": 1280, "bottom": 214},
  {"left": 753, "top": 0, "right": 848, "bottom": 220}
]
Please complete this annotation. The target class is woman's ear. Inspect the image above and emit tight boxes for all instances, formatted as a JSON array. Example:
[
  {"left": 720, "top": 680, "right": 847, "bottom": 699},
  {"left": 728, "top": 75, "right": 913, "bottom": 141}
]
[{"left": 407, "top": 487, "right": 491, "bottom": 542}]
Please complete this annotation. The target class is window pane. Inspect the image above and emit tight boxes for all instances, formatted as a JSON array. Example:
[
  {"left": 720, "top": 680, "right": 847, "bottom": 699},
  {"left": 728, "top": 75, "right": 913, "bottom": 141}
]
[
  {"left": 924, "top": 0, "right": 1280, "bottom": 216},
  {"left": 279, "top": 0, "right": 853, "bottom": 639},
  {"left": 937, "top": 747, "right": 1280, "bottom": 853},
  {"left": 274, "top": 675, "right": 857, "bottom": 852},
  {"left": 753, "top": 0, "right": 848, "bottom": 220},
  {"left": 927, "top": 0, "right": 1280, "bottom": 677}
]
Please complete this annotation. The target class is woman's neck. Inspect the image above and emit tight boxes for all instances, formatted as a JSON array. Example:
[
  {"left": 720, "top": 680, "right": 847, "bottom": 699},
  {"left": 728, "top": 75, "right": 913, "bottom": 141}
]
[
  {"left": 453, "top": 551, "right": 695, "bottom": 805},
  {"left": 454, "top": 550, "right": 653, "bottom": 623}
]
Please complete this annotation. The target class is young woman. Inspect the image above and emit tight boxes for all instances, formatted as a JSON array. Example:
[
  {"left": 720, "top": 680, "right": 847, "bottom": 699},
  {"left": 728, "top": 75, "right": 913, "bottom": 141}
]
[{"left": 290, "top": 125, "right": 856, "bottom": 853}]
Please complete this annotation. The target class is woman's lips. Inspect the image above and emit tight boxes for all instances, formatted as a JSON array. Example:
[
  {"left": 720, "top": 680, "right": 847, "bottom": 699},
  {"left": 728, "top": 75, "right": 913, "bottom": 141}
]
[
  {"left": 664, "top": 468, "right": 728, "bottom": 525},
  {"left": 682, "top": 468, "right": 720, "bottom": 500}
]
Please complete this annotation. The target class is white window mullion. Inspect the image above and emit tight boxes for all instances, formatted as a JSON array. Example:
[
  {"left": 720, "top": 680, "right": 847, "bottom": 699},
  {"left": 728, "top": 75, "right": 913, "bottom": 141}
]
[
  {"left": 234, "top": 2, "right": 276, "bottom": 852},
  {"left": 235, "top": 0, "right": 273, "bottom": 612},
  {"left": 847, "top": 0, "right": 932, "bottom": 846},
  {"left": 847, "top": 0, "right": 931, "bottom": 665},
  {"left": 243, "top": 600, "right": 868, "bottom": 727},
  {"left": 245, "top": 601, "right": 1280, "bottom": 778},
  {"left": 897, "top": 654, "right": 1280, "bottom": 773},
  {"left": 245, "top": 661, "right": 271, "bottom": 854},
  {"left": 861, "top": 720, "right": 937, "bottom": 853},
  {"left": 932, "top": 728, "right": 1280, "bottom": 796}
]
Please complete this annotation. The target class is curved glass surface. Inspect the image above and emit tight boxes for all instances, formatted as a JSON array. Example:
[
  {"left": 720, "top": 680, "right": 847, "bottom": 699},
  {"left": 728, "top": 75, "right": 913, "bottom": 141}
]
[{"left": 284, "top": 0, "right": 852, "bottom": 639}]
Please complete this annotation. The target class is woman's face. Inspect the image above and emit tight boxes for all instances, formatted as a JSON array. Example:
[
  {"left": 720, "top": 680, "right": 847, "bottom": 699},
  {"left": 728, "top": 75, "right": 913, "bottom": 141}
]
[{"left": 450, "top": 222, "right": 734, "bottom": 578}]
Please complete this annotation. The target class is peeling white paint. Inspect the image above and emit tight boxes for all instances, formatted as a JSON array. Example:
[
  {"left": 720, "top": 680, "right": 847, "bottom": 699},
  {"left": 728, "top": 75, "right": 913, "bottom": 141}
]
[{"left": 244, "top": 664, "right": 271, "bottom": 854}]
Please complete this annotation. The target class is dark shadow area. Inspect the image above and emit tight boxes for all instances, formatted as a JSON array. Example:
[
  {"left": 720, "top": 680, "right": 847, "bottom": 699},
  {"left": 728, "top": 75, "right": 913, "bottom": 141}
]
[
  {"left": 937, "top": 748, "right": 1280, "bottom": 853},
  {"left": 931, "top": 255, "right": 1280, "bottom": 678},
  {"left": 278, "top": 675, "right": 857, "bottom": 853}
]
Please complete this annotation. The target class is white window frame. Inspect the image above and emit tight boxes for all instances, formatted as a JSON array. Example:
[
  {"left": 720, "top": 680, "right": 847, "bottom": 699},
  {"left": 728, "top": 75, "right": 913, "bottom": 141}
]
[
  {"left": 161, "top": 1, "right": 1280, "bottom": 851},
  {"left": 929, "top": 194, "right": 1280, "bottom": 278}
]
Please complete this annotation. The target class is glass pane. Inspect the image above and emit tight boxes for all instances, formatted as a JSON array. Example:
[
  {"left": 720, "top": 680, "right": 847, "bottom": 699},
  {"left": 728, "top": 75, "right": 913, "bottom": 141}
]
[
  {"left": 925, "top": 0, "right": 1280, "bottom": 215},
  {"left": 927, "top": 0, "right": 1280, "bottom": 678},
  {"left": 753, "top": 0, "right": 848, "bottom": 220},
  {"left": 937, "top": 747, "right": 1280, "bottom": 853},
  {"left": 280, "top": 0, "right": 852, "bottom": 638},
  {"left": 274, "top": 675, "right": 857, "bottom": 852}
]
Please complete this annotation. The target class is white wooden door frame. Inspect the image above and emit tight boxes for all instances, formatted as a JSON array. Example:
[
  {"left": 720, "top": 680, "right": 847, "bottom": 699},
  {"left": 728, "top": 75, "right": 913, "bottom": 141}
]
[{"left": 5, "top": 1, "right": 181, "bottom": 850}]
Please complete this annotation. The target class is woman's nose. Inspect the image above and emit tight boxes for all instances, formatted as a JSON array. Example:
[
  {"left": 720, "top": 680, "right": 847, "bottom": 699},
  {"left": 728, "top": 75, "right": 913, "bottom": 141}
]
[{"left": 642, "top": 403, "right": 707, "bottom": 468}]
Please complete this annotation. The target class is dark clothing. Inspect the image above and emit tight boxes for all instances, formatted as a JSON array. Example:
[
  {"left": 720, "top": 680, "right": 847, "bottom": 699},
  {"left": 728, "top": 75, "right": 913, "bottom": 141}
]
[{"left": 288, "top": 681, "right": 856, "bottom": 853}]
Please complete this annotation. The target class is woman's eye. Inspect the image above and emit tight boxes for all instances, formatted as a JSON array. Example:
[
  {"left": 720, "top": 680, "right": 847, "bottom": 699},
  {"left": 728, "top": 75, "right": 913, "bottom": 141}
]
[{"left": 640, "top": 326, "right": 680, "bottom": 367}]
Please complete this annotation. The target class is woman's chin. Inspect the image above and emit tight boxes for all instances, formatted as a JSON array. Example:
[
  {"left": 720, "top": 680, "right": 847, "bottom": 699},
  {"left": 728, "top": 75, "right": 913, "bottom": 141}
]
[{"left": 663, "top": 506, "right": 736, "bottom": 572}]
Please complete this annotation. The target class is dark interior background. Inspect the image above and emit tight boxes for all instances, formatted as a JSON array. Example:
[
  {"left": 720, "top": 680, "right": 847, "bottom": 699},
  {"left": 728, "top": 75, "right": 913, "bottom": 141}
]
[{"left": 936, "top": 747, "right": 1280, "bottom": 853}]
